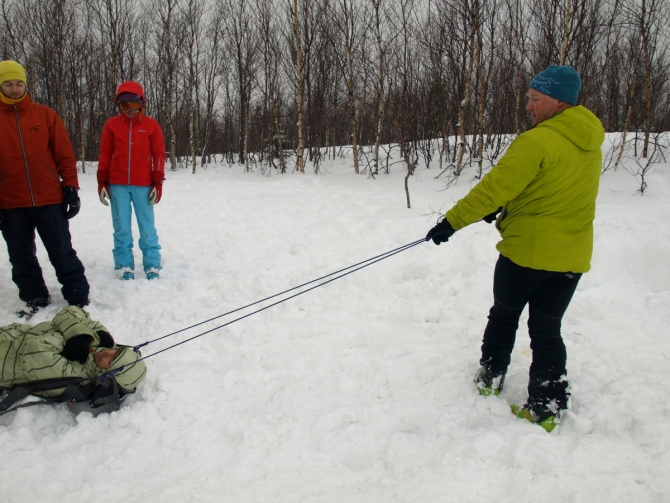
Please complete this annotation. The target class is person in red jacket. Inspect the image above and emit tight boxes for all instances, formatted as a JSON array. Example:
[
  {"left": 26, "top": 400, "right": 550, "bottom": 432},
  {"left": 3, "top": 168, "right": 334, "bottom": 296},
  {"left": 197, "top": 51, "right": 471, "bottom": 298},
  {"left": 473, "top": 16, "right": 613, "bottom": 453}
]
[
  {"left": 97, "top": 81, "right": 166, "bottom": 280},
  {"left": 0, "top": 60, "right": 89, "bottom": 314}
]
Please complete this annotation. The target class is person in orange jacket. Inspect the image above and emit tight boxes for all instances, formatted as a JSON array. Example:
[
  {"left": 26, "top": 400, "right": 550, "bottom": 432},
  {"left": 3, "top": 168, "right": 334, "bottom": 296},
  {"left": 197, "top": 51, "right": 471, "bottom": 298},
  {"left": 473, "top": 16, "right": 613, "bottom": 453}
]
[
  {"left": 97, "top": 81, "right": 166, "bottom": 280},
  {"left": 0, "top": 60, "right": 89, "bottom": 314}
]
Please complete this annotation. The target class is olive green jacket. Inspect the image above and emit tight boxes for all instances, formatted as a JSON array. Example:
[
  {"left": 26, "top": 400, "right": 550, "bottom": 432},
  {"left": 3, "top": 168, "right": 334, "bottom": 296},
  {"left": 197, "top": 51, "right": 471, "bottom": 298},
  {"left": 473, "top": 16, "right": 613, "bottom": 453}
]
[
  {"left": 446, "top": 105, "right": 605, "bottom": 272},
  {"left": 0, "top": 307, "right": 137, "bottom": 397}
]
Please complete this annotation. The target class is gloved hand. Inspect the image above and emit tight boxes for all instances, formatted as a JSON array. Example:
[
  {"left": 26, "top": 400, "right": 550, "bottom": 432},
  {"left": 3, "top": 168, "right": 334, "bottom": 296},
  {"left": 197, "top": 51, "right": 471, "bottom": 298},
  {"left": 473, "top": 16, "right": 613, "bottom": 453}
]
[
  {"left": 483, "top": 207, "right": 502, "bottom": 224},
  {"left": 148, "top": 171, "right": 164, "bottom": 205},
  {"left": 97, "top": 330, "right": 115, "bottom": 348},
  {"left": 62, "top": 186, "right": 81, "bottom": 219},
  {"left": 61, "top": 334, "right": 93, "bottom": 364},
  {"left": 426, "top": 218, "right": 456, "bottom": 245},
  {"left": 97, "top": 170, "right": 110, "bottom": 206}
]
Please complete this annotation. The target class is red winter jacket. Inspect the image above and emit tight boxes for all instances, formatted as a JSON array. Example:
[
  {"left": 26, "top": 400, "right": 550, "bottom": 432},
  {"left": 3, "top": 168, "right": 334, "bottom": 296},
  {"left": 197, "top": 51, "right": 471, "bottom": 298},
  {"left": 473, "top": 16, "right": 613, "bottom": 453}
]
[
  {"left": 97, "top": 112, "right": 166, "bottom": 186},
  {"left": 0, "top": 94, "right": 79, "bottom": 209}
]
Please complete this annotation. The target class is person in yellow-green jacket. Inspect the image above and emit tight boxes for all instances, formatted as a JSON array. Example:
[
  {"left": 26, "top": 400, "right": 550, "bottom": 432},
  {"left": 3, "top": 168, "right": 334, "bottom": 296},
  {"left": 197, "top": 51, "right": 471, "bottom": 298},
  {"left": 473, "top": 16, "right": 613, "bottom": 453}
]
[{"left": 426, "top": 65, "right": 605, "bottom": 431}]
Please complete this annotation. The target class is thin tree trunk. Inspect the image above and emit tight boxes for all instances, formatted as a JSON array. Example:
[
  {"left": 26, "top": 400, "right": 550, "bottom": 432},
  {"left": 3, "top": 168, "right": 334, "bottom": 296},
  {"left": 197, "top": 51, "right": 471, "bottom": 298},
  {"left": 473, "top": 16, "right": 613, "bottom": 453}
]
[
  {"left": 372, "top": 0, "right": 387, "bottom": 177},
  {"left": 474, "top": 2, "right": 484, "bottom": 178},
  {"left": 508, "top": 0, "right": 525, "bottom": 135},
  {"left": 165, "top": 3, "right": 178, "bottom": 171},
  {"left": 79, "top": 114, "right": 86, "bottom": 173},
  {"left": 190, "top": 92, "right": 196, "bottom": 173},
  {"left": 291, "top": 0, "right": 306, "bottom": 173},
  {"left": 456, "top": 3, "right": 476, "bottom": 176},
  {"left": 244, "top": 102, "right": 250, "bottom": 172},
  {"left": 640, "top": 0, "right": 652, "bottom": 158},
  {"left": 346, "top": 34, "right": 359, "bottom": 174},
  {"left": 614, "top": 73, "right": 637, "bottom": 172},
  {"left": 389, "top": 101, "right": 415, "bottom": 209},
  {"left": 559, "top": 0, "right": 572, "bottom": 65}
]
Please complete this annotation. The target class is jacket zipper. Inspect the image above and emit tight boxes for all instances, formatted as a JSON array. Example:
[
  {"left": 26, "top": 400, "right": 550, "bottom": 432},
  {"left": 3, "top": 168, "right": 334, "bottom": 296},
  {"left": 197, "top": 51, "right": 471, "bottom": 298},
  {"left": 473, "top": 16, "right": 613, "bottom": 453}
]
[
  {"left": 14, "top": 105, "right": 35, "bottom": 207},
  {"left": 127, "top": 116, "right": 133, "bottom": 184}
]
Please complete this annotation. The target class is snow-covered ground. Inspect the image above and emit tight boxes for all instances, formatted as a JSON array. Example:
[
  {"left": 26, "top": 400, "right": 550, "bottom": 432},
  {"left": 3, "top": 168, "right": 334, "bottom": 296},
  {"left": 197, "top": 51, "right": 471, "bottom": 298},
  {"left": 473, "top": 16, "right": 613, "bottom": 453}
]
[{"left": 1, "top": 139, "right": 669, "bottom": 502}]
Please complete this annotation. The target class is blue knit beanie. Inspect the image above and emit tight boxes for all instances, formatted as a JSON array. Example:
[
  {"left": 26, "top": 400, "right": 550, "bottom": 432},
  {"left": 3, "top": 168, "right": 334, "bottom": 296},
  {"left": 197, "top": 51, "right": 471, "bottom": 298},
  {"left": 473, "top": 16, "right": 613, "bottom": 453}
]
[{"left": 529, "top": 65, "right": 581, "bottom": 105}]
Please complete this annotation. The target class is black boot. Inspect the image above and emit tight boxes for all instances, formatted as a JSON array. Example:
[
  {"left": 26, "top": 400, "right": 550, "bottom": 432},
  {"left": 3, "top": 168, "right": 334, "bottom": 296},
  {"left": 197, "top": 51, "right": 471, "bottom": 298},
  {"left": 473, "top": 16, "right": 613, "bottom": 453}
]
[
  {"left": 474, "top": 364, "right": 507, "bottom": 396},
  {"left": 17, "top": 295, "right": 51, "bottom": 319},
  {"left": 526, "top": 369, "right": 570, "bottom": 421}
]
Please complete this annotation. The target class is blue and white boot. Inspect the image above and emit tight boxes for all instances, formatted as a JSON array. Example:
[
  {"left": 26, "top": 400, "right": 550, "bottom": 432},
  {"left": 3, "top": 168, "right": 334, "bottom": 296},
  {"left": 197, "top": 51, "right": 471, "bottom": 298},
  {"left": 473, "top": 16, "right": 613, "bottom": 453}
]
[
  {"left": 146, "top": 268, "right": 160, "bottom": 280},
  {"left": 118, "top": 266, "right": 134, "bottom": 280}
]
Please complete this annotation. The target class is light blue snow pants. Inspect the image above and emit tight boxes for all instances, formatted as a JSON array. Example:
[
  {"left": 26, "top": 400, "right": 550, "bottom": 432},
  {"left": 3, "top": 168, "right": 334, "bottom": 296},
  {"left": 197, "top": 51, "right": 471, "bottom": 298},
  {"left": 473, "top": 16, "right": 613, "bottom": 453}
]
[{"left": 109, "top": 184, "right": 161, "bottom": 272}]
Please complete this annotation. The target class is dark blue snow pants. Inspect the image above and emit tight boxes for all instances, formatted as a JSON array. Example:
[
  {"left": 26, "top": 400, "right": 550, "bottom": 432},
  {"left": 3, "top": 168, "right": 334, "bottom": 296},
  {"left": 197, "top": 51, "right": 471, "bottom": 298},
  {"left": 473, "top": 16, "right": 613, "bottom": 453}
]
[{"left": 0, "top": 204, "right": 89, "bottom": 306}]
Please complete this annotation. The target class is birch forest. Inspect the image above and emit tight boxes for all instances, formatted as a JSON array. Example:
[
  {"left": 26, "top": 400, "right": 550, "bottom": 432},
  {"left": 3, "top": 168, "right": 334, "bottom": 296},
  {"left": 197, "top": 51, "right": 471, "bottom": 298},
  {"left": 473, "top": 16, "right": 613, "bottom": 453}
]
[{"left": 1, "top": 0, "right": 668, "bottom": 176}]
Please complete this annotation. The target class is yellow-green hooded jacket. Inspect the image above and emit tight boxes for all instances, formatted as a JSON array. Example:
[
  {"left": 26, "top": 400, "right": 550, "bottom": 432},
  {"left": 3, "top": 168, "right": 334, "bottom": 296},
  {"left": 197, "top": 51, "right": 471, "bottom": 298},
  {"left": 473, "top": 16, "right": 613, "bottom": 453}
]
[
  {"left": 446, "top": 105, "right": 604, "bottom": 272},
  {"left": 0, "top": 306, "right": 147, "bottom": 397}
]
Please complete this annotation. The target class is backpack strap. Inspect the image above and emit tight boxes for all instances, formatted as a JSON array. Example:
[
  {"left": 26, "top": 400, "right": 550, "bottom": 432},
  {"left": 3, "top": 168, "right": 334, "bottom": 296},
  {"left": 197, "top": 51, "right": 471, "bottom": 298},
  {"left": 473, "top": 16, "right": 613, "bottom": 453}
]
[
  {"left": 0, "top": 377, "right": 87, "bottom": 414},
  {"left": 0, "top": 375, "right": 128, "bottom": 417},
  {"left": 0, "top": 386, "right": 33, "bottom": 414}
]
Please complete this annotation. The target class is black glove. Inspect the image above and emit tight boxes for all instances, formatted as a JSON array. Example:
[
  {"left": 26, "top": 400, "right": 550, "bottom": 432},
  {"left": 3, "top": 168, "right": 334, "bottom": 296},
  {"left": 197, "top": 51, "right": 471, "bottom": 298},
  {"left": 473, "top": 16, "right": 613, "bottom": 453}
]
[
  {"left": 426, "top": 219, "right": 456, "bottom": 245},
  {"left": 97, "top": 330, "right": 115, "bottom": 348},
  {"left": 62, "top": 186, "right": 81, "bottom": 219},
  {"left": 61, "top": 334, "right": 92, "bottom": 364},
  {"left": 482, "top": 207, "right": 502, "bottom": 224}
]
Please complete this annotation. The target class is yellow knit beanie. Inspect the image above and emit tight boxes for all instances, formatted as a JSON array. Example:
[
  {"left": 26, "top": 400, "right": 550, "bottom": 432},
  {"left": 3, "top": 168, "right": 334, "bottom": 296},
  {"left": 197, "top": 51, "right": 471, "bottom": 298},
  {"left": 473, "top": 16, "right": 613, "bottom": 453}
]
[{"left": 0, "top": 60, "right": 27, "bottom": 85}]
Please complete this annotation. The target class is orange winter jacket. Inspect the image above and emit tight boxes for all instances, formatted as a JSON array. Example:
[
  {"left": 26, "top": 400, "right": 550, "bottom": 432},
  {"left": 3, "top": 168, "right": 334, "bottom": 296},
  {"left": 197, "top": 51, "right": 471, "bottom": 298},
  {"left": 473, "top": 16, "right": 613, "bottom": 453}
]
[
  {"left": 97, "top": 112, "right": 166, "bottom": 186},
  {"left": 0, "top": 94, "right": 79, "bottom": 209}
]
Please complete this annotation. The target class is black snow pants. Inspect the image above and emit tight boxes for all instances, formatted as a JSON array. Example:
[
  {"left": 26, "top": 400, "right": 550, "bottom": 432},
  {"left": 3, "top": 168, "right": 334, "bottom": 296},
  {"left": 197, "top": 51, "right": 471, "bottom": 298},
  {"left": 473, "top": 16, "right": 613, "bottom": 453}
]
[
  {"left": 480, "top": 254, "right": 581, "bottom": 409},
  {"left": 0, "top": 204, "right": 89, "bottom": 306}
]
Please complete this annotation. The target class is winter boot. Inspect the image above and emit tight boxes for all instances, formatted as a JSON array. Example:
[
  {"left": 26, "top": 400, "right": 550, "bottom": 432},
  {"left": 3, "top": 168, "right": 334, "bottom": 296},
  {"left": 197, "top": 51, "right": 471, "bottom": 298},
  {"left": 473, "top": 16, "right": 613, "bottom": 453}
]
[
  {"left": 146, "top": 268, "right": 159, "bottom": 280},
  {"left": 117, "top": 266, "right": 135, "bottom": 280},
  {"left": 527, "top": 372, "right": 569, "bottom": 411},
  {"left": 16, "top": 295, "right": 51, "bottom": 319},
  {"left": 474, "top": 365, "right": 507, "bottom": 396},
  {"left": 512, "top": 371, "right": 569, "bottom": 432},
  {"left": 68, "top": 296, "right": 90, "bottom": 308}
]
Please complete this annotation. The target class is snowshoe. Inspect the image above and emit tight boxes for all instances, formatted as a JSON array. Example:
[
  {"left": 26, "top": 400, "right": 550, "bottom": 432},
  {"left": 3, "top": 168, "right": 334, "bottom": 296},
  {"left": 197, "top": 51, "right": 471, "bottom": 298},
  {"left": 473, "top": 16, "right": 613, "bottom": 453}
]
[
  {"left": 474, "top": 366, "right": 506, "bottom": 396},
  {"left": 511, "top": 404, "right": 558, "bottom": 433}
]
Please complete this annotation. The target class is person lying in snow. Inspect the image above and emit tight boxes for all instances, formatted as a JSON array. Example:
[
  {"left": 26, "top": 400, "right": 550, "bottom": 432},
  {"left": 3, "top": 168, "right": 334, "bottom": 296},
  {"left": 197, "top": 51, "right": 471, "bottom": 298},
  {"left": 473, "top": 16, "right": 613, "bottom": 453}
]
[{"left": 0, "top": 306, "right": 147, "bottom": 401}]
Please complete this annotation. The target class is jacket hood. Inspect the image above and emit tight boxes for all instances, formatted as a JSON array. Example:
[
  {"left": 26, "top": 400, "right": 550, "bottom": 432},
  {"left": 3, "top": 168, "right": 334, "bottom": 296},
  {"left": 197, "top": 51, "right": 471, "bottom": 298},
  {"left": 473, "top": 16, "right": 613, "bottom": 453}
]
[
  {"left": 98, "top": 346, "right": 147, "bottom": 392},
  {"left": 537, "top": 105, "right": 604, "bottom": 151},
  {"left": 116, "top": 81, "right": 145, "bottom": 101}
]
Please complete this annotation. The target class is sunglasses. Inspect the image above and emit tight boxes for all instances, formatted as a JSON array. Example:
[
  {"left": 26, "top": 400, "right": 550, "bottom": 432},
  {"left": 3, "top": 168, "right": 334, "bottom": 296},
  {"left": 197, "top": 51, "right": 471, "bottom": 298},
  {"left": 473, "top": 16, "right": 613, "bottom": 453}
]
[{"left": 119, "top": 101, "right": 142, "bottom": 111}]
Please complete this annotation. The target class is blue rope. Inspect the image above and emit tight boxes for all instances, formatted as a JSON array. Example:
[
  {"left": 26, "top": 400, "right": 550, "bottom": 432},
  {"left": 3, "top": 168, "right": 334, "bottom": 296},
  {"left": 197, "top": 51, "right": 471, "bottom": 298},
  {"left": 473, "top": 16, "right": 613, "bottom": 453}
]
[{"left": 94, "top": 239, "right": 427, "bottom": 379}]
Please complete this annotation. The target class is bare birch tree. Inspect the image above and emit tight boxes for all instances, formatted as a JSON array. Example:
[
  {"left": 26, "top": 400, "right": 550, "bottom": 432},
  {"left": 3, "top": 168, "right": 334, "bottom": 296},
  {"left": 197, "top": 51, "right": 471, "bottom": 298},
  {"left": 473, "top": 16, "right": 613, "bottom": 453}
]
[
  {"left": 623, "top": 0, "right": 667, "bottom": 158},
  {"left": 257, "top": 0, "right": 287, "bottom": 173},
  {"left": 180, "top": 0, "right": 205, "bottom": 173},
  {"left": 151, "top": 0, "right": 182, "bottom": 171},
  {"left": 365, "top": 0, "right": 397, "bottom": 176},
  {"left": 456, "top": 0, "right": 476, "bottom": 176},
  {"left": 221, "top": 0, "right": 258, "bottom": 171},
  {"left": 286, "top": 0, "right": 315, "bottom": 173},
  {"left": 327, "top": 0, "right": 365, "bottom": 174},
  {"left": 504, "top": 0, "right": 528, "bottom": 135}
]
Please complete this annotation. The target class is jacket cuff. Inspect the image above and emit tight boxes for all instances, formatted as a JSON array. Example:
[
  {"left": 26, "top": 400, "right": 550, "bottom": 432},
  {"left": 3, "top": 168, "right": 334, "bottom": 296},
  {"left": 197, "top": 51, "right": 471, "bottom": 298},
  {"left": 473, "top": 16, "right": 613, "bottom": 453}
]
[
  {"left": 97, "top": 169, "right": 109, "bottom": 184},
  {"left": 151, "top": 170, "right": 164, "bottom": 184}
]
